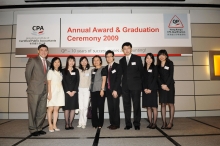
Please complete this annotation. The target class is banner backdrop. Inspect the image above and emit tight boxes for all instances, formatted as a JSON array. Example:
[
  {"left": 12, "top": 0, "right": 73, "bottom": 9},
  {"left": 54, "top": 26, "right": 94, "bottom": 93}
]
[{"left": 16, "top": 14, "right": 192, "bottom": 57}]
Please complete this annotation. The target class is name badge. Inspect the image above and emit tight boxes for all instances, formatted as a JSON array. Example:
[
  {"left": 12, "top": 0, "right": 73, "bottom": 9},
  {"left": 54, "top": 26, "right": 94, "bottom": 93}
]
[
  {"left": 148, "top": 69, "right": 152, "bottom": 72},
  {"left": 131, "top": 62, "right": 136, "bottom": 65},
  {"left": 164, "top": 66, "right": 169, "bottom": 70},
  {"left": 71, "top": 72, "right": 75, "bottom": 75},
  {"left": 112, "top": 69, "right": 116, "bottom": 74},
  {"left": 92, "top": 72, "right": 96, "bottom": 74},
  {"left": 85, "top": 73, "right": 90, "bottom": 76}
]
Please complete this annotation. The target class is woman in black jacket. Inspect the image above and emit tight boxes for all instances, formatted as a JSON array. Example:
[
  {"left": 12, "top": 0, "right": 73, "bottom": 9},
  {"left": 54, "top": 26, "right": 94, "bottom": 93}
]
[
  {"left": 62, "top": 55, "right": 79, "bottom": 130},
  {"left": 142, "top": 53, "right": 158, "bottom": 129},
  {"left": 157, "top": 50, "right": 175, "bottom": 129}
]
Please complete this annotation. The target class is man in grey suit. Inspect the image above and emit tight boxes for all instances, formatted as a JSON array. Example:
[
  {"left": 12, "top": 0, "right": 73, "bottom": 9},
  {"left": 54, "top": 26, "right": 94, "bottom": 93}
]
[{"left": 25, "top": 44, "right": 50, "bottom": 136}]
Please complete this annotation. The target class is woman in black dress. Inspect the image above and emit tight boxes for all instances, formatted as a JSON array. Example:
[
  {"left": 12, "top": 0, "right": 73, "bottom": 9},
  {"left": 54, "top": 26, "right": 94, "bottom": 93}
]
[
  {"left": 90, "top": 55, "right": 107, "bottom": 129},
  {"left": 62, "top": 55, "right": 79, "bottom": 130},
  {"left": 142, "top": 53, "right": 158, "bottom": 129},
  {"left": 157, "top": 50, "right": 175, "bottom": 129}
]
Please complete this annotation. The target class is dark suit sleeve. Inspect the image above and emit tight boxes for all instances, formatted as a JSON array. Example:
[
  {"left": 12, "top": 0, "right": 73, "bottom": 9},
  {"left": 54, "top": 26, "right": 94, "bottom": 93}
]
[
  {"left": 113, "top": 64, "right": 122, "bottom": 91},
  {"left": 137, "top": 56, "right": 144, "bottom": 79},
  {"left": 25, "top": 58, "right": 34, "bottom": 85},
  {"left": 73, "top": 69, "right": 80, "bottom": 92},
  {"left": 62, "top": 70, "right": 69, "bottom": 92},
  {"left": 157, "top": 65, "right": 163, "bottom": 86},
  {"left": 165, "top": 61, "right": 174, "bottom": 86},
  {"left": 142, "top": 70, "right": 148, "bottom": 89},
  {"left": 149, "top": 66, "right": 158, "bottom": 90}
]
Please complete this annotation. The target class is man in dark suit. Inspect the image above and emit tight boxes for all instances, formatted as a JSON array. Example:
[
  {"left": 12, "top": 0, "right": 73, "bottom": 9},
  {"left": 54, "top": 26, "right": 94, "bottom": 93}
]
[
  {"left": 119, "top": 42, "right": 143, "bottom": 130},
  {"left": 25, "top": 44, "right": 50, "bottom": 136},
  {"left": 105, "top": 50, "right": 122, "bottom": 130}
]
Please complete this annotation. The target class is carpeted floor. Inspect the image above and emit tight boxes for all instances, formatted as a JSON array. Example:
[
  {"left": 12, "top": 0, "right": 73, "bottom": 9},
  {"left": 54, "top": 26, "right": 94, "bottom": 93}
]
[{"left": 0, "top": 117, "right": 220, "bottom": 146}]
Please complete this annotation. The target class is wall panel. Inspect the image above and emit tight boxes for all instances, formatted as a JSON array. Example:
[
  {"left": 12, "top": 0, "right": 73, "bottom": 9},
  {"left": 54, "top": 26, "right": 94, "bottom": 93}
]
[
  {"left": 0, "top": 11, "right": 13, "bottom": 25},
  {"left": 194, "top": 66, "right": 210, "bottom": 80},
  {"left": 175, "top": 81, "right": 194, "bottom": 95},
  {"left": 0, "top": 39, "right": 11, "bottom": 53},
  {"left": 9, "top": 98, "right": 28, "bottom": 112},
  {"left": 196, "top": 96, "right": 220, "bottom": 110},
  {"left": 10, "top": 68, "right": 26, "bottom": 82},
  {"left": 190, "top": 9, "right": 220, "bottom": 23},
  {"left": 0, "top": 68, "right": 10, "bottom": 82},
  {"left": 0, "top": 25, "right": 12, "bottom": 39},
  {"left": 10, "top": 55, "right": 28, "bottom": 67},
  {"left": 10, "top": 83, "right": 27, "bottom": 97},
  {"left": 0, "top": 98, "right": 8, "bottom": 112},
  {"left": 195, "top": 81, "right": 220, "bottom": 95},
  {"left": 0, "top": 54, "right": 11, "bottom": 67},
  {"left": 0, "top": 83, "right": 9, "bottom": 97},
  {"left": 174, "top": 66, "right": 193, "bottom": 80},
  {"left": 192, "top": 38, "right": 220, "bottom": 52},
  {"left": 191, "top": 24, "right": 220, "bottom": 37},
  {"left": 175, "top": 96, "right": 195, "bottom": 111},
  {"left": 193, "top": 52, "right": 209, "bottom": 65}
]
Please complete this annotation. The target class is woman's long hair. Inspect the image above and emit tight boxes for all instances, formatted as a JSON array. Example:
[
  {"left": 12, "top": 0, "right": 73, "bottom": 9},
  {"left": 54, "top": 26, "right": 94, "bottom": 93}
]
[
  {"left": 50, "top": 57, "right": 62, "bottom": 71},
  {"left": 156, "top": 49, "right": 170, "bottom": 66},
  {"left": 144, "top": 53, "right": 155, "bottom": 69},
  {"left": 64, "top": 55, "right": 76, "bottom": 74},
  {"left": 79, "top": 56, "right": 90, "bottom": 71}
]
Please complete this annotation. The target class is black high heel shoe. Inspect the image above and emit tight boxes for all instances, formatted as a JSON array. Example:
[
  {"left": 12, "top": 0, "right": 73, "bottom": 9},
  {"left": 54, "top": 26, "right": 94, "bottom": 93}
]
[
  {"left": 147, "top": 123, "right": 153, "bottom": 128},
  {"left": 165, "top": 123, "right": 173, "bottom": 129},
  {"left": 65, "top": 125, "right": 70, "bottom": 130},
  {"left": 151, "top": 124, "right": 157, "bottom": 129},
  {"left": 161, "top": 123, "right": 167, "bottom": 129}
]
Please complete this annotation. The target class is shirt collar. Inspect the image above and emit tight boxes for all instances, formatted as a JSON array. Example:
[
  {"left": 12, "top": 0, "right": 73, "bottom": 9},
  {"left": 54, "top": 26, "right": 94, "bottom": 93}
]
[
  {"left": 109, "top": 62, "right": 114, "bottom": 68},
  {"left": 39, "top": 55, "right": 45, "bottom": 60},
  {"left": 126, "top": 54, "right": 132, "bottom": 59}
]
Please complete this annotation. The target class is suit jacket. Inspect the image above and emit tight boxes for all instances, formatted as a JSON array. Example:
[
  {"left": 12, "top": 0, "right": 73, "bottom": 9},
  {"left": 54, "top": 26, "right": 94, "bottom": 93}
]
[
  {"left": 25, "top": 56, "right": 50, "bottom": 94},
  {"left": 142, "top": 65, "right": 158, "bottom": 90},
  {"left": 105, "top": 62, "right": 122, "bottom": 95},
  {"left": 119, "top": 54, "right": 144, "bottom": 90},
  {"left": 158, "top": 60, "right": 174, "bottom": 87},
  {"left": 62, "top": 68, "right": 80, "bottom": 92}
]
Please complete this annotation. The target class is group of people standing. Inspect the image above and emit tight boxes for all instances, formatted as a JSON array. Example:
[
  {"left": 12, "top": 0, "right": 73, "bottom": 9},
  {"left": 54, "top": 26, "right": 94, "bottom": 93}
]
[{"left": 25, "top": 42, "right": 175, "bottom": 136}]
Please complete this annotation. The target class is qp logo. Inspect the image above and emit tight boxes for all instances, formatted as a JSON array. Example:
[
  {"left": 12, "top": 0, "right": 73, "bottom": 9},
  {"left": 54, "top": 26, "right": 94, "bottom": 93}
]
[
  {"left": 168, "top": 15, "right": 184, "bottom": 28},
  {"left": 32, "top": 26, "right": 44, "bottom": 35}
]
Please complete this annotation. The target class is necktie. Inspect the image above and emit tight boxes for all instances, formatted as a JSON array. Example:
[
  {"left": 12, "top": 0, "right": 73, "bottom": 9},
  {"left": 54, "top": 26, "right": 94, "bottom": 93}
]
[
  {"left": 108, "top": 65, "right": 112, "bottom": 89},
  {"left": 126, "top": 56, "right": 129, "bottom": 65},
  {"left": 43, "top": 58, "right": 46, "bottom": 74}
]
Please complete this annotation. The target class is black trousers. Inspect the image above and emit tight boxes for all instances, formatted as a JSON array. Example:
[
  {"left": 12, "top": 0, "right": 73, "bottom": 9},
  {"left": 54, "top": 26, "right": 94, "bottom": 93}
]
[
  {"left": 106, "top": 89, "right": 120, "bottom": 127},
  {"left": 91, "top": 91, "right": 106, "bottom": 127},
  {"left": 122, "top": 89, "right": 141, "bottom": 127}
]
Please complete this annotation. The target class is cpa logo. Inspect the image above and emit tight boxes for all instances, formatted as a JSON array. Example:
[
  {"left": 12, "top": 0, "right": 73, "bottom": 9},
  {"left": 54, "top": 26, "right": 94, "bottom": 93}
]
[{"left": 31, "top": 26, "right": 44, "bottom": 35}]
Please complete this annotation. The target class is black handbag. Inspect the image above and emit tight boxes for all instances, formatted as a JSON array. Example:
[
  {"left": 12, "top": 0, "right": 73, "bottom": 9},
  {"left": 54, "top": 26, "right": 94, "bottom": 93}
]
[{"left": 87, "top": 99, "right": 92, "bottom": 119}]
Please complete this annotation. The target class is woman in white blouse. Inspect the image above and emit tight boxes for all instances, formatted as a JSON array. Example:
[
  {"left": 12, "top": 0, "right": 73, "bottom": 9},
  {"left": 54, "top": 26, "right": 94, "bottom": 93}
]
[{"left": 77, "top": 56, "right": 92, "bottom": 129}]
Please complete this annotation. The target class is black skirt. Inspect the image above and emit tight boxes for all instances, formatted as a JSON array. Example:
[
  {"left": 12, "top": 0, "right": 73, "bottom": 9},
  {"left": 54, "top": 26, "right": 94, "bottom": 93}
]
[
  {"left": 159, "top": 83, "right": 175, "bottom": 104},
  {"left": 63, "top": 92, "right": 79, "bottom": 110},
  {"left": 142, "top": 89, "right": 158, "bottom": 108}
]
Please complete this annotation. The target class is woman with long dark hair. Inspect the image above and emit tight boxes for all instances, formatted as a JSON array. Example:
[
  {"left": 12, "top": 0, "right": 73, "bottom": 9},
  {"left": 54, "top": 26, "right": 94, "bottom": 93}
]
[
  {"left": 62, "top": 55, "right": 79, "bottom": 130},
  {"left": 47, "top": 57, "right": 64, "bottom": 132},
  {"left": 142, "top": 53, "right": 158, "bottom": 129},
  {"left": 157, "top": 50, "right": 175, "bottom": 129},
  {"left": 77, "top": 56, "right": 92, "bottom": 129}
]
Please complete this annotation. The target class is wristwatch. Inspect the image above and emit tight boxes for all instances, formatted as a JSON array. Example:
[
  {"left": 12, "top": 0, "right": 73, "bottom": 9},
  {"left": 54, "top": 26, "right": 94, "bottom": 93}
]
[{"left": 101, "top": 88, "right": 104, "bottom": 91}]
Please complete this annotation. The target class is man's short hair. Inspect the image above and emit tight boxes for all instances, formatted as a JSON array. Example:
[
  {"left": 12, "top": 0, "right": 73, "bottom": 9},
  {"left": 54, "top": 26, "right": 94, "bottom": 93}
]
[
  {"left": 105, "top": 50, "right": 114, "bottom": 57},
  {"left": 122, "top": 42, "right": 132, "bottom": 49},
  {"left": 38, "top": 44, "right": 48, "bottom": 50}
]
